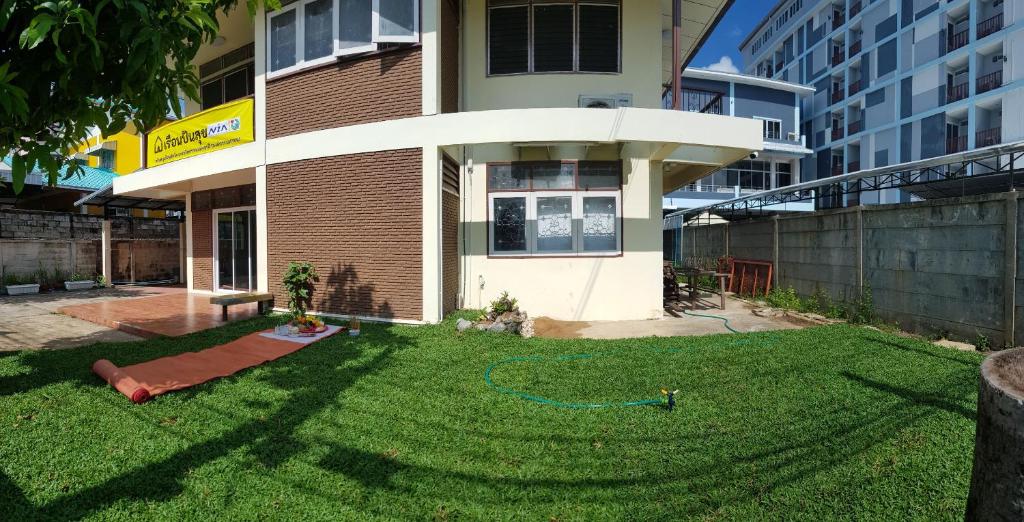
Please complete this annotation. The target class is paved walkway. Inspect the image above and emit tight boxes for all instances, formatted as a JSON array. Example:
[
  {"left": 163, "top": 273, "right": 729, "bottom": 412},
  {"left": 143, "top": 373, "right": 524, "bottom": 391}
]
[
  {"left": 59, "top": 287, "right": 261, "bottom": 338},
  {"left": 0, "top": 287, "right": 170, "bottom": 351},
  {"left": 533, "top": 296, "right": 811, "bottom": 339}
]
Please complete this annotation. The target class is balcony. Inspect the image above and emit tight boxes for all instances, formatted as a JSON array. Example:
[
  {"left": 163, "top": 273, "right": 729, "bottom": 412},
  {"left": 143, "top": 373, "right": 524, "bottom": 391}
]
[
  {"left": 847, "top": 120, "right": 862, "bottom": 135},
  {"left": 831, "top": 89, "right": 844, "bottom": 104},
  {"left": 776, "top": 59, "right": 785, "bottom": 71},
  {"left": 848, "top": 161, "right": 860, "bottom": 173},
  {"left": 849, "top": 1, "right": 862, "bottom": 18},
  {"left": 832, "top": 165, "right": 844, "bottom": 176},
  {"left": 848, "top": 79, "right": 862, "bottom": 95},
  {"left": 831, "top": 126, "right": 844, "bottom": 141},
  {"left": 833, "top": 12, "right": 845, "bottom": 30},
  {"left": 947, "top": 135, "right": 967, "bottom": 154},
  {"left": 947, "top": 82, "right": 969, "bottom": 103},
  {"left": 978, "top": 13, "right": 1004, "bottom": 39},
  {"left": 679, "top": 88, "right": 724, "bottom": 115},
  {"left": 947, "top": 29, "right": 969, "bottom": 53},
  {"left": 977, "top": 127, "right": 1002, "bottom": 148},
  {"left": 831, "top": 50, "right": 845, "bottom": 66},
  {"left": 977, "top": 70, "right": 1003, "bottom": 94},
  {"left": 848, "top": 40, "right": 862, "bottom": 56}
]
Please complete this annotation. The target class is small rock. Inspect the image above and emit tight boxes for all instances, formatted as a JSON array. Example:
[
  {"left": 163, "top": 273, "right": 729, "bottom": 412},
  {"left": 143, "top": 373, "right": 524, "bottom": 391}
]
[
  {"left": 519, "top": 318, "right": 535, "bottom": 339},
  {"left": 475, "top": 322, "right": 491, "bottom": 331},
  {"left": 752, "top": 307, "right": 781, "bottom": 318},
  {"left": 455, "top": 318, "right": 473, "bottom": 332},
  {"left": 488, "top": 321, "right": 507, "bottom": 333}
]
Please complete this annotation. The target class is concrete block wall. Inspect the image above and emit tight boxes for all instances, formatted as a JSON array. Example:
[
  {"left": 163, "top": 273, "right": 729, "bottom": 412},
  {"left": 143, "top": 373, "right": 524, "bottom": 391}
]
[
  {"left": 779, "top": 211, "right": 859, "bottom": 302},
  {"left": 678, "top": 192, "right": 1024, "bottom": 346}
]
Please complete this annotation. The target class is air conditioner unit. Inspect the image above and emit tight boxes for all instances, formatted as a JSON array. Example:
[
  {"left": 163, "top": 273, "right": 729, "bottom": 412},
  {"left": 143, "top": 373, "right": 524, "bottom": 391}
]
[
  {"left": 579, "top": 93, "right": 633, "bottom": 109},
  {"left": 788, "top": 131, "right": 800, "bottom": 142}
]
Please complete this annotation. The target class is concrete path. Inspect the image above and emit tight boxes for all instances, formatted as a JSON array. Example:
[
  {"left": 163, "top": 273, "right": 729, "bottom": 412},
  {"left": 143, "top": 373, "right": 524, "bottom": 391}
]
[
  {"left": 533, "top": 296, "right": 812, "bottom": 339},
  {"left": 0, "top": 287, "right": 175, "bottom": 351}
]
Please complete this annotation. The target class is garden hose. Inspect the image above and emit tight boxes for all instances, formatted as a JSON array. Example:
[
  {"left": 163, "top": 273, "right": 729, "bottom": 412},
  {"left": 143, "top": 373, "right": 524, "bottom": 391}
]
[{"left": 681, "top": 309, "right": 741, "bottom": 334}]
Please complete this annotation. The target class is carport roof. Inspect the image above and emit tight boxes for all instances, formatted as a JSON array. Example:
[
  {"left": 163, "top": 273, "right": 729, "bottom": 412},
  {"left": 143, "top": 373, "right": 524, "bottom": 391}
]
[{"left": 75, "top": 183, "right": 186, "bottom": 211}]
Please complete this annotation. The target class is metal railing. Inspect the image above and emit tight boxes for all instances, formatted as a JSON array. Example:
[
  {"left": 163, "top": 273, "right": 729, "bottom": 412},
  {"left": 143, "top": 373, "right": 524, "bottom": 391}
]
[
  {"left": 679, "top": 88, "right": 725, "bottom": 115},
  {"left": 832, "top": 126, "right": 844, "bottom": 140},
  {"left": 832, "top": 164, "right": 844, "bottom": 176},
  {"left": 848, "top": 79, "right": 862, "bottom": 95},
  {"left": 847, "top": 120, "right": 862, "bottom": 135},
  {"left": 831, "top": 50, "right": 845, "bottom": 66},
  {"left": 849, "top": 1, "right": 862, "bottom": 18},
  {"left": 947, "top": 82, "right": 969, "bottom": 103},
  {"left": 833, "top": 12, "right": 845, "bottom": 30},
  {"left": 848, "top": 161, "right": 860, "bottom": 173},
  {"left": 977, "top": 127, "right": 1002, "bottom": 148},
  {"left": 849, "top": 40, "right": 862, "bottom": 55},
  {"left": 831, "top": 89, "right": 844, "bottom": 104},
  {"left": 947, "top": 135, "right": 967, "bottom": 154},
  {"left": 977, "top": 70, "right": 1003, "bottom": 94},
  {"left": 978, "top": 13, "right": 1004, "bottom": 39},
  {"left": 948, "top": 29, "right": 969, "bottom": 52}
]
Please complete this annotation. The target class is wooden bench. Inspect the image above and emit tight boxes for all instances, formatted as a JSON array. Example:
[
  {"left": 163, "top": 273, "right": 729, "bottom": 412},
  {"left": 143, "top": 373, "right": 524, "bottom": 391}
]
[{"left": 210, "top": 292, "right": 275, "bottom": 321}]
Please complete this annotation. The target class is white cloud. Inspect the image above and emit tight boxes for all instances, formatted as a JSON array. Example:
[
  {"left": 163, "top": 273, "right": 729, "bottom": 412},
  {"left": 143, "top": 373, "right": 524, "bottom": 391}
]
[{"left": 704, "top": 56, "right": 740, "bottom": 74}]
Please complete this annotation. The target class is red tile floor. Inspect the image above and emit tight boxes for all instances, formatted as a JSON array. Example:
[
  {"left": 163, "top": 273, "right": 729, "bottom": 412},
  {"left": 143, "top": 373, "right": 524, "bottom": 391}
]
[{"left": 59, "top": 287, "right": 261, "bottom": 338}]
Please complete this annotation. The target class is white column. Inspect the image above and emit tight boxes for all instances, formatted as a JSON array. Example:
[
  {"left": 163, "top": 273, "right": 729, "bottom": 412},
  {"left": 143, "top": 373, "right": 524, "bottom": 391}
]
[
  {"left": 178, "top": 220, "right": 186, "bottom": 284},
  {"left": 256, "top": 164, "right": 269, "bottom": 292},
  {"left": 185, "top": 195, "right": 194, "bottom": 291},
  {"left": 421, "top": 0, "right": 441, "bottom": 116},
  {"left": 422, "top": 146, "right": 442, "bottom": 323},
  {"left": 101, "top": 219, "right": 112, "bottom": 287}
]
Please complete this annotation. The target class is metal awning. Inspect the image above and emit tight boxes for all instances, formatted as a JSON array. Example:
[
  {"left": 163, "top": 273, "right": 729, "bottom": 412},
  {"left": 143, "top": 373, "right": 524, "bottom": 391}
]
[{"left": 75, "top": 183, "right": 186, "bottom": 211}]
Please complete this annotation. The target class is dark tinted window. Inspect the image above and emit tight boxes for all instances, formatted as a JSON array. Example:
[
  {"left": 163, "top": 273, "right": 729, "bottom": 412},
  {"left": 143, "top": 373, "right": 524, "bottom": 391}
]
[
  {"left": 533, "top": 5, "right": 574, "bottom": 72},
  {"left": 488, "top": 6, "right": 529, "bottom": 74},
  {"left": 223, "top": 67, "right": 250, "bottom": 102},
  {"left": 578, "top": 4, "right": 618, "bottom": 72},
  {"left": 200, "top": 81, "right": 223, "bottom": 111}
]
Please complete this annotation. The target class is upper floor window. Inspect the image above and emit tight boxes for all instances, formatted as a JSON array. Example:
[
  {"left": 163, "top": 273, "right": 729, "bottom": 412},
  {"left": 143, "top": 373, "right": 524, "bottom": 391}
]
[
  {"left": 268, "top": 0, "right": 418, "bottom": 76},
  {"left": 201, "top": 64, "right": 255, "bottom": 110},
  {"left": 97, "top": 149, "right": 116, "bottom": 170},
  {"left": 488, "top": 0, "right": 620, "bottom": 76},
  {"left": 756, "top": 117, "right": 782, "bottom": 140}
]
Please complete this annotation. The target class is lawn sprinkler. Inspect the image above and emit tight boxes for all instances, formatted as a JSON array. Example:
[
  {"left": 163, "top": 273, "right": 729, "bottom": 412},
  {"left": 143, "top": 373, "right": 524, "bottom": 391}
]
[{"left": 661, "top": 388, "right": 680, "bottom": 412}]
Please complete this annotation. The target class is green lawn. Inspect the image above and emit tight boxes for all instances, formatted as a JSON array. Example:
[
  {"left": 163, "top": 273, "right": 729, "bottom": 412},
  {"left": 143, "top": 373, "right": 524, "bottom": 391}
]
[{"left": 0, "top": 317, "right": 983, "bottom": 520}]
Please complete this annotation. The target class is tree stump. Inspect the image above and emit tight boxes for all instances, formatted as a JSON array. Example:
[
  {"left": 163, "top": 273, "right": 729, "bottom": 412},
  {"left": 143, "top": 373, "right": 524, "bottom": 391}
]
[{"left": 966, "top": 348, "right": 1024, "bottom": 520}]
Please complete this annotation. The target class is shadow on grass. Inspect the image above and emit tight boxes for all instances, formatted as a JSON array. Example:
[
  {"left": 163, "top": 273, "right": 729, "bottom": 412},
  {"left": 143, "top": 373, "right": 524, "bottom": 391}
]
[{"left": 0, "top": 312, "right": 411, "bottom": 520}]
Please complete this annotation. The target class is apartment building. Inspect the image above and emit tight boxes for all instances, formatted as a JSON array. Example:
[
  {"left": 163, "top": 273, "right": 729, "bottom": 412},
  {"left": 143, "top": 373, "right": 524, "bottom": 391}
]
[
  {"left": 106, "top": 0, "right": 763, "bottom": 323},
  {"left": 663, "top": 68, "right": 814, "bottom": 211},
  {"left": 741, "top": 0, "right": 1024, "bottom": 205}
]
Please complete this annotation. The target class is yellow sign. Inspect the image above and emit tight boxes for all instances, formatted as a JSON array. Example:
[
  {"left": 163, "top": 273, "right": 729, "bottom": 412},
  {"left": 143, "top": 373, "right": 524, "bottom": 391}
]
[{"left": 146, "top": 98, "right": 254, "bottom": 168}]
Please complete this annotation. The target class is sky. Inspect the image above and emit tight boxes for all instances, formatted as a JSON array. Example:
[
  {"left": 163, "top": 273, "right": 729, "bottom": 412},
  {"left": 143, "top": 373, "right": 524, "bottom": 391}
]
[{"left": 689, "top": 0, "right": 774, "bottom": 74}]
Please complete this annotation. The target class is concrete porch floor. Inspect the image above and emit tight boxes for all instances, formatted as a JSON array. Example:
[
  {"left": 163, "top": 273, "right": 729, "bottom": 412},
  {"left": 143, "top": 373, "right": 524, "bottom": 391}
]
[
  {"left": 533, "top": 296, "right": 810, "bottom": 339},
  {"left": 59, "top": 287, "right": 261, "bottom": 338}
]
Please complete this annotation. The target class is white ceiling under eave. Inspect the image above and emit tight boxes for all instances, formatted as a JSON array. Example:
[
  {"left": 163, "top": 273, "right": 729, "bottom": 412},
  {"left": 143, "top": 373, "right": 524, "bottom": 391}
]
[{"left": 661, "top": 0, "right": 732, "bottom": 89}]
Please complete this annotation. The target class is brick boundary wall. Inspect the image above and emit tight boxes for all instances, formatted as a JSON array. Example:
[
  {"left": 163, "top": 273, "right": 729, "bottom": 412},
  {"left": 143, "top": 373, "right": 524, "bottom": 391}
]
[
  {"left": 266, "top": 148, "right": 424, "bottom": 321},
  {"left": 676, "top": 192, "right": 1024, "bottom": 347},
  {"left": 266, "top": 47, "right": 422, "bottom": 139}
]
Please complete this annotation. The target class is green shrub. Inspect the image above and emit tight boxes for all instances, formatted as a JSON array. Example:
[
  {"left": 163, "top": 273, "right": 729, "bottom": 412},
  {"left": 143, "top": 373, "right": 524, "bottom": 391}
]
[
  {"left": 489, "top": 291, "right": 519, "bottom": 317},
  {"left": 766, "top": 287, "right": 801, "bottom": 310},
  {"left": 282, "top": 262, "right": 319, "bottom": 318},
  {"left": 848, "top": 284, "right": 875, "bottom": 324}
]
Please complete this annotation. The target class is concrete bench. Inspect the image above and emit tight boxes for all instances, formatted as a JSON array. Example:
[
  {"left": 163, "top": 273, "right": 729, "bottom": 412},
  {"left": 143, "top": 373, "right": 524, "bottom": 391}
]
[{"left": 210, "top": 292, "right": 274, "bottom": 321}]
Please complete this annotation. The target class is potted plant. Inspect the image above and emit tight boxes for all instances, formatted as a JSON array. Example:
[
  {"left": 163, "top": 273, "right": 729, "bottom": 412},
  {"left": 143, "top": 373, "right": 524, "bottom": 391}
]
[
  {"left": 4, "top": 272, "right": 40, "bottom": 296},
  {"left": 64, "top": 273, "right": 95, "bottom": 291}
]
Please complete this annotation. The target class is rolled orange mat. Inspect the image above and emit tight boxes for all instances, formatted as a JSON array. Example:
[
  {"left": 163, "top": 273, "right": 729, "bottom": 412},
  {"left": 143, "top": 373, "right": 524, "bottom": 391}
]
[{"left": 92, "top": 359, "right": 152, "bottom": 404}]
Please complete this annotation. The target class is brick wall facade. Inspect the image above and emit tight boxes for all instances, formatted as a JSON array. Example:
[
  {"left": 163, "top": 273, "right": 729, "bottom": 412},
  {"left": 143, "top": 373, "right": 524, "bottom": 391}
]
[
  {"left": 440, "top": 0, "right": 460, "bottom": 114},
  {"left": 192, "top": 210, "right": 213, "bottom": 291},
  {"left": 441, "top": 190, "right": 459, "bottom": 315},
  {"left": 266, "top": 149, "right": 424, "bottom": 321},
  {"left": 266, "top": 48, "right": 423, "bottom": 139}
]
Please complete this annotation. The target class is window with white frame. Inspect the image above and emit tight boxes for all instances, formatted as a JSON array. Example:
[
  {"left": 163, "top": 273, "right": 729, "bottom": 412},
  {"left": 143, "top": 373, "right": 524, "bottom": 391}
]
[
  {"left": 487, "top": 0, "right": 621, "bottom": 76},
  {"left": 267, "top": 0, "right": 418, "bottom": 76},
  {"left": 488, "top": 161, "right": 621, "bottom": 256},
  {"left": 756, "top": 117, "right": 782, "bottom": 140}
]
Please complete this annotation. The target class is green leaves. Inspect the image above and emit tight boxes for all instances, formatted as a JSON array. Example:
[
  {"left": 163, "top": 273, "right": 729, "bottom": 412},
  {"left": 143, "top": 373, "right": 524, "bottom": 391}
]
[
  {"left": 1, "top": 0, "right": 269, "bottom": 193},
  {"left": 283, "top": 262, "right": 320, "bottom": 318}
]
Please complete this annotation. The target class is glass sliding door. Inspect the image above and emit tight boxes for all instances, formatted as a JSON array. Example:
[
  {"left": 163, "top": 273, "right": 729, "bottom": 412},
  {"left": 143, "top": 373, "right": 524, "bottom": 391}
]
[{"left": 215, "top": 208, "right": 257, "bottom": 292}]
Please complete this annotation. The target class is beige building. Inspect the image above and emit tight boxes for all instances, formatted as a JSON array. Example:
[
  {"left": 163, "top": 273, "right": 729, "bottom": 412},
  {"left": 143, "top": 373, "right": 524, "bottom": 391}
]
[{"left": 110, "top": 0, "right": 761, "bottom": 323}]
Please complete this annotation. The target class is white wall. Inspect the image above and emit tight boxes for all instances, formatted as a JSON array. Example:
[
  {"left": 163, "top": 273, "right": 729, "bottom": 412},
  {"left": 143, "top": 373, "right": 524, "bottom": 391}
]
[
  {"left": 463, "top": 0, "right": 664, "bottom": 110},
  {"left": 462, "top": 142, "right": 664, "bottom": 322}
]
